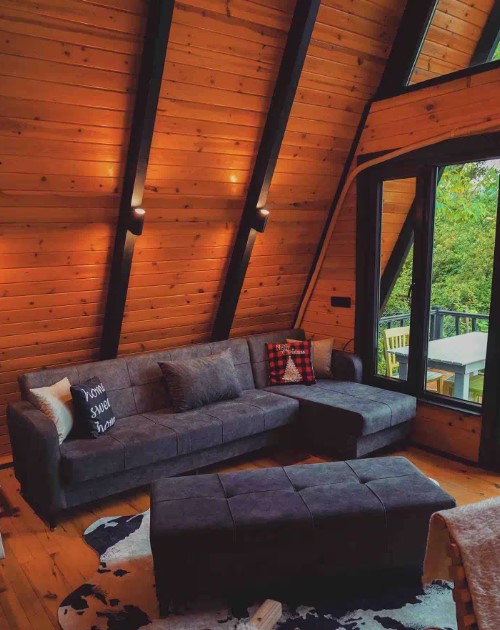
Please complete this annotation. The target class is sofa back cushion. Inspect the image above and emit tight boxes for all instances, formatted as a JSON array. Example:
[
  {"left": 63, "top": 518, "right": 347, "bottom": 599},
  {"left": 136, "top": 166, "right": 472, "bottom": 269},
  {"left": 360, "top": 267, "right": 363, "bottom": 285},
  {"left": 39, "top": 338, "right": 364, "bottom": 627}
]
[
  {"left": 247, "top": 329, "right": 306, "bottom": 388},
  {"left": 159, "top": 349, "right": 242, "bottom": 412},
  {"left": 19, "top": 339, "right": 256, "bottom": 419},
  {"left": 20, "top": 359, "right": 136, "bottom": 420},
  {"left": 126, "top": 338, "right": 254, "bottom": 414}
]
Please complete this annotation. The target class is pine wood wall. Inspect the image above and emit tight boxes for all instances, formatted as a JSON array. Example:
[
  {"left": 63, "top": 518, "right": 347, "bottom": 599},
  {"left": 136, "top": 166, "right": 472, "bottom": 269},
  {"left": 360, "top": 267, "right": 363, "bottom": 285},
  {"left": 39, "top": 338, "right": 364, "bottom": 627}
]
[
  {"left": 0, "top": 1, "right": 147, "bottom": 457},
  {"left": 230, "top": 0, "right": 407, "bottom": 338},
  {"left": 380, "top": 178, "right": 416, "bottom": 274},
  {"left": 301, "top": 66, "right": 500, "bottom": 461},
  {"left": 117, "top": 0, "right": 295, "bottom": 356},
  {"left": 0, "top": 0, "right": 497, "bottom": 460}
]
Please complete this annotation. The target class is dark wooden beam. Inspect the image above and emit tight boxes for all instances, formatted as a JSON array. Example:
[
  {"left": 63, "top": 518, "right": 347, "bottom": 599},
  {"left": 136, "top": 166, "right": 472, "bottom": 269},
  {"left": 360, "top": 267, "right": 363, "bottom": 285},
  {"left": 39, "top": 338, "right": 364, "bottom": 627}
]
[
  {"left": 375, "top": 0, "right": 439, "bottom": 100},
  {"left": 480, "top": 173, "right": 500, "bottom": 470},
  {"left": 294, "top": 0, "right": 438, "bottom": 325},
  {"left": 379, "top": 205, "right": 415, "bottom": 313},
  {"left": 100, "top": 0, "right": 175, "bottom": 360},
  {"left": 210, "top": 0, "right": 321, "bottom": 342},
  {"left": 472, "top": 0, "right": 500, "bottom": 65}
]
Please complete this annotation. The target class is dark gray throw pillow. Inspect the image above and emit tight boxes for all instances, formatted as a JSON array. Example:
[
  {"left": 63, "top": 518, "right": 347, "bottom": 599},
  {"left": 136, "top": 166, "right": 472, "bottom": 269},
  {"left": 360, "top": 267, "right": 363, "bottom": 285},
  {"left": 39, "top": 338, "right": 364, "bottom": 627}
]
[
  {"left": 70, "top": 377, "right": 116, "bottom": 438},
  {"left": 158, "top": 349, "right": 242, "bottom": 412}
]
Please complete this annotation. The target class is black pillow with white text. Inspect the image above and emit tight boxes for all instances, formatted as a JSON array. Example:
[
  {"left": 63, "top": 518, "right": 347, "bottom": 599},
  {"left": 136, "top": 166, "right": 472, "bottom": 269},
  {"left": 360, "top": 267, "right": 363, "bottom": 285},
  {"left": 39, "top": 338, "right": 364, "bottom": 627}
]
[{"left": 70, "top": 377, "right": 116, "bottom": 438}]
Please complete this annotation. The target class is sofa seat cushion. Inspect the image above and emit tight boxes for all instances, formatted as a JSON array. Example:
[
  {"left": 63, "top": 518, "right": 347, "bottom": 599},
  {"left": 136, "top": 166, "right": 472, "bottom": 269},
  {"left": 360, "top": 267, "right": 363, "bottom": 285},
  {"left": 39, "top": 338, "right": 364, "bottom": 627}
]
[
  {"left": 108, "top": 416, "right": 178, "bottom": 470},
  {"left": 60, "top": 431, "right": 125, "bottom": 484},
  {"left": 60, "top": 415, "right": 178, "bottom": 484},
  {"left": 233, "top": 389, "right": 299, "bottom": 430},
  {"left": 208, "top": 390, "right": 300, "bottom": 441},
  {"left": 199, "top": 398, "right": 253, "bottom": 442},
  {"left": 265, "top": 379, "right": 416, "bottom": 437},
  {"left": 143, "top": 408, "right": 223, "bottom": 456},
  {"left": 59, "top": 390, "right": 299, "bottom": 485}
]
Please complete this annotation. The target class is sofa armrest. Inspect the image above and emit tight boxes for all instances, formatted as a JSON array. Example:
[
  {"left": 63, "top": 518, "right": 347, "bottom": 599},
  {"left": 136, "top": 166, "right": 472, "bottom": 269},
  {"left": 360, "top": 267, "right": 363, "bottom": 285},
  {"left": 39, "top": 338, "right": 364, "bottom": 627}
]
[
  {"left": 7, "top": 401, "right": 65, "bottom": 519},
  {"left": 332, "top": 350, "right": 363, "bottom": 383}
]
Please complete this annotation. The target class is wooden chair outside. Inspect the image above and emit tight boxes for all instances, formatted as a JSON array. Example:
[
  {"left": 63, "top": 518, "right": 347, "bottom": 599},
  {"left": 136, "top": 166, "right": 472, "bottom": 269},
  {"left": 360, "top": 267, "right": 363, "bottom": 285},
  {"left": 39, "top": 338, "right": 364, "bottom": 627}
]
[
  {"left": 443, "top": 374, "right": 484, "bottom": 402},
  {"left": 383, "top": 326, "right": 445, "bottom": 392}
]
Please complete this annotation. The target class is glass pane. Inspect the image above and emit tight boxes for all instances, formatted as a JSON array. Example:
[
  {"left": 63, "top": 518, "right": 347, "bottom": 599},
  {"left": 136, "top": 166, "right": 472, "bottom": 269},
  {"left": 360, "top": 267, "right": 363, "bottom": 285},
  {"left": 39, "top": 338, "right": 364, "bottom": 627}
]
[
  {"left": 376, "top": 178, "right": 416, "bottom": 380},
  {"left": 425, "top": 160, "right": 500, "bottom": 402}
]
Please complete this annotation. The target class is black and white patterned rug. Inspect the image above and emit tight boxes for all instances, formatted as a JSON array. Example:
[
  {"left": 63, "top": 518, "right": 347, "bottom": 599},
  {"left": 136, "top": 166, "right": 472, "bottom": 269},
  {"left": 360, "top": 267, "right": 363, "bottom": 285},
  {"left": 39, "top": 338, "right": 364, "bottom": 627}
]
[{"left": 58, "top": 510, "right": 457, "bottom": 630}]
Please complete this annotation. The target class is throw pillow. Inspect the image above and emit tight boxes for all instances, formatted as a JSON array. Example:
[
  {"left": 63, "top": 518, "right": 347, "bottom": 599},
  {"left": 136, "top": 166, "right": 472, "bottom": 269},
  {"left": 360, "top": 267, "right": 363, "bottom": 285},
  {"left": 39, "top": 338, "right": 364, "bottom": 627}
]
[
  {"left": 159, "top": 349, "right": 242, "bottom": 413},
  {"left": 288, "top": 337, "right": 334, "bottom": 378},
  {"left": 30, "top": 377, "right": 74, "bottom": 444},
  {"left": 266, "top": 341, "right": 316, "bottom": 386},
  {"left": 70, "top": 377, "right": 116, "bottom": 438}
]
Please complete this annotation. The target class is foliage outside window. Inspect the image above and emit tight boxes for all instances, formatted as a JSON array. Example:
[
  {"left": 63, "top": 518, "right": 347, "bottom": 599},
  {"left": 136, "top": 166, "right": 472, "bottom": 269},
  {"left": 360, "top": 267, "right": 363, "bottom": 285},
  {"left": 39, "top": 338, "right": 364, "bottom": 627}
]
[{"left": 378, "top": 161, "right": 500, "bottom": 374}]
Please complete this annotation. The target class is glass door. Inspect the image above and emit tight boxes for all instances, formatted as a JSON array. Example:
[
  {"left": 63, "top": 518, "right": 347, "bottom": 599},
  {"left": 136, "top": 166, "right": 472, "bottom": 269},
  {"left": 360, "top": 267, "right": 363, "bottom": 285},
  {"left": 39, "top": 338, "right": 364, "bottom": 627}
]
[
  {"left": 358, "top": 157, "right": 500, "bottom": 412},
  {"left": 357, "top": 136, "right": 500, "bottom": 468},
  {"left": 424, "top": 160, "right": 500, "bottom": 403}
]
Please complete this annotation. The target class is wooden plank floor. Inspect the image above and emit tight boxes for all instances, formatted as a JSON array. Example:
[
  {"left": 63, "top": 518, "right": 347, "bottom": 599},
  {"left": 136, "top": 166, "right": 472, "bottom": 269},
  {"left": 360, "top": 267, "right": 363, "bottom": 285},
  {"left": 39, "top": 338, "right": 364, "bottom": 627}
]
[{"left": 0, "top": 446, "right": 499, "bottom": 629}]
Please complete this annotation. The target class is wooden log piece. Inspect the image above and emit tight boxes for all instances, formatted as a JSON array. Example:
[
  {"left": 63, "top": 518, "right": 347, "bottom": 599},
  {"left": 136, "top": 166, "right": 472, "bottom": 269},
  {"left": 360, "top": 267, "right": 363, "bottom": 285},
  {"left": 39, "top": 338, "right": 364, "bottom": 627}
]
[
  {"left": 248, "top": 599, "right": 283, "bottom": 630},
  {"left": 446, "top": 535, "right": 478, "bottom": 630}
]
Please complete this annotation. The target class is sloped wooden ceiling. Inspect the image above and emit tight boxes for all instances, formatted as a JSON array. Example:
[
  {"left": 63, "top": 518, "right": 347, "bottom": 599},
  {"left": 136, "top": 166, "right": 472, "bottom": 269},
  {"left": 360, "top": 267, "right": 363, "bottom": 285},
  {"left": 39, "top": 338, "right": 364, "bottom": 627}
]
[
  {"left": 0, "top": 1, "right": 147, "bottom": 456},
  {"left": 412, "top": 0, "right": 496, "bottom": 83},
  {"left": 298, "top": 2, "right": 500, "bottom": 464},
  {"left": 118, "top": 0, "right": 295, "bottom": 355},
  {"left": 0, "top": 0, "right": 496, "bottom": 458},
  {"left": 117, "top": 0, "right": 408, "bottom": 352},
  {"left": 300, "top": 0, "right": 499, "bottom": 352},
  {"left": 230, "top": 0, "right": 407, "bottom": 338}
]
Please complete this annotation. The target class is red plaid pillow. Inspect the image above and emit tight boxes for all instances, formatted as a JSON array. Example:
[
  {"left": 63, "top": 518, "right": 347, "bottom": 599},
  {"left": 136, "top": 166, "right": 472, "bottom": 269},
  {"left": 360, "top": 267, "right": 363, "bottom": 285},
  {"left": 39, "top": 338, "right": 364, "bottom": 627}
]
[{"left": 266, "top": 341, "right": 316, "bottom": 386}]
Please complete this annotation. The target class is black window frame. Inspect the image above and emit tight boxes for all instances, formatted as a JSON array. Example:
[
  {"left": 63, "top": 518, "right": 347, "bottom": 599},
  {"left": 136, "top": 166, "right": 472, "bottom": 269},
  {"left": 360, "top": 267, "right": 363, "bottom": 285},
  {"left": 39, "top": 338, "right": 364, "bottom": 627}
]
[{"left": 356, "top": 131, "right": 500, "bottom": 468}]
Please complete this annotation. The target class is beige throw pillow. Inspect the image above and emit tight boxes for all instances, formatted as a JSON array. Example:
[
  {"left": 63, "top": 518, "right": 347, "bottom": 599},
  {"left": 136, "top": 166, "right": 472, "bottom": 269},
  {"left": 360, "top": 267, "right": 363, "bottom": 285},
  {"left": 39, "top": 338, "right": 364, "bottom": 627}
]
[
  {"left": 30, "top": 377, "right": 74, "bottom": 444},
  {"left": 287, "top": 337, "right": 334, "bottom": 378}
]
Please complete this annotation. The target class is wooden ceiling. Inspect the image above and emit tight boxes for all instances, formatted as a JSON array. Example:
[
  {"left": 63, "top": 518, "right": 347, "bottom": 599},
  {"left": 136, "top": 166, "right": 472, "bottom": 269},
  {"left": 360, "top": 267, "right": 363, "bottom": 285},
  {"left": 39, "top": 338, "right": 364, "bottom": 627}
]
[
  {"left": 412, "top": 0, "right": 496, "bottom": 83},
  {"left": 0, "top": 0, "right": 497, "bottom": 457}
]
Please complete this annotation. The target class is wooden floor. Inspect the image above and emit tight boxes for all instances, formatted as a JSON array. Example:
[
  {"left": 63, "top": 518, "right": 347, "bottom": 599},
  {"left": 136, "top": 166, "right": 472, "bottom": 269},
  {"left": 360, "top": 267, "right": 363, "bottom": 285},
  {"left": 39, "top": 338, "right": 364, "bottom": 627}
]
[{"left": 0, "top": 446, "right": 499, "bottom": 629}]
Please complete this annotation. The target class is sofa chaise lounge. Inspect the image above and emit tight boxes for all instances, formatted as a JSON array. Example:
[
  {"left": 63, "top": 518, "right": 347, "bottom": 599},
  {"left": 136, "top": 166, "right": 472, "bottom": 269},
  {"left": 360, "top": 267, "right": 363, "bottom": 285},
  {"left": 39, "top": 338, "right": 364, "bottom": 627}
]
[{"left": 7, "top": 328, "right": 416, "bottom": 526}]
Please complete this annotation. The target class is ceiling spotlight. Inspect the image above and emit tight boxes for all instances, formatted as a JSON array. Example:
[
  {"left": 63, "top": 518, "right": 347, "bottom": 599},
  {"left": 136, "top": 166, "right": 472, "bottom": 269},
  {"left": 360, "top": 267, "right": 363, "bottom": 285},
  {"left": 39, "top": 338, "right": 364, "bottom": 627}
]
[
  {"left": 254, "top": 208, "right": 270, "bottom": 233},
  {"left": 130, "top": 207, "right": 146, "bottom": 236}
]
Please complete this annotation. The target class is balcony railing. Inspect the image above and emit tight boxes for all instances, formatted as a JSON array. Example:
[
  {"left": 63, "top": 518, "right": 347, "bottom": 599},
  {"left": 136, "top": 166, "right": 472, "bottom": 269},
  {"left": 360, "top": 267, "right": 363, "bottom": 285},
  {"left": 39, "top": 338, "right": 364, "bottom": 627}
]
[{"left": 380, "top": 307, "right": 489, "bottom": 340}]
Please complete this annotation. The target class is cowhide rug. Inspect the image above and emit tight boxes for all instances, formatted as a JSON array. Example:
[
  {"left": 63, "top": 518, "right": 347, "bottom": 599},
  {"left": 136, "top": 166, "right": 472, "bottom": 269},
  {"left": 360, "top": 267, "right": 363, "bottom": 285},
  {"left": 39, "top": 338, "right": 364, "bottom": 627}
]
[{"left": 58, "top": 510, "right": 457, "bottom": 630}]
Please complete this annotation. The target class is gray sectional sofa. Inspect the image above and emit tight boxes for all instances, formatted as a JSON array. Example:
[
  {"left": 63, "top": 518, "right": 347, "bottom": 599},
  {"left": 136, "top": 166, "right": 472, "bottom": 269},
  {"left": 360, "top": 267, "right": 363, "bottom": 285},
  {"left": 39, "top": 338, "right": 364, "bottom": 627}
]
[{"left": 7, "top": 328, "right": 416, "bottom": 526}]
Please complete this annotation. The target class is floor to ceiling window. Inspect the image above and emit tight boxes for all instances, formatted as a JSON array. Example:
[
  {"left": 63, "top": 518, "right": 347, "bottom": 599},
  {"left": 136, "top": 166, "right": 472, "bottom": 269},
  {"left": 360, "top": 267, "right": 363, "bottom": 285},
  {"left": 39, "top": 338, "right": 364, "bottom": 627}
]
[
  {"left": 423, "top": 161, "right": 499, "bottom": 403},
  {"left": 357, "top": 139, "right": 500, "bottom": 417}
]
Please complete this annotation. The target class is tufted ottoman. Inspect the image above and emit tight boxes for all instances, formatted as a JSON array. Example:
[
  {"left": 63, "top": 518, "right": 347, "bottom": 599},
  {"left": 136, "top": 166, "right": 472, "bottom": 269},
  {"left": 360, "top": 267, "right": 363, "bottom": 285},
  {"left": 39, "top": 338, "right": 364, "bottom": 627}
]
[{"left": 150, "top": 456, "right": 455, "bottom": 612}]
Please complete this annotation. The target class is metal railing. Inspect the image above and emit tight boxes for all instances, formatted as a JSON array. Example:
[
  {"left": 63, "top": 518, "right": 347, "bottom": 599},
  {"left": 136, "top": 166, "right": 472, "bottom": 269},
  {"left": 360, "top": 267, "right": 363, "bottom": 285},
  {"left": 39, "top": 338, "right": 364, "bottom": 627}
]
[{"left": 380, "top": 307, "right": 489, "bottom": 340}]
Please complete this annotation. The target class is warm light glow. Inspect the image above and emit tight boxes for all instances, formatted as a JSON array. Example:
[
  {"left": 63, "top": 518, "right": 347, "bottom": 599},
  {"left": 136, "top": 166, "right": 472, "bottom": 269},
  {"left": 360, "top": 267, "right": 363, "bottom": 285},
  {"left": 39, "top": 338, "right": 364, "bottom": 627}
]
[
  {"left": 134, "top": 207, "right": 146, "bottom": 217},
  {"left": 259, "top": 208, "right": 270, "bottom": 217}
]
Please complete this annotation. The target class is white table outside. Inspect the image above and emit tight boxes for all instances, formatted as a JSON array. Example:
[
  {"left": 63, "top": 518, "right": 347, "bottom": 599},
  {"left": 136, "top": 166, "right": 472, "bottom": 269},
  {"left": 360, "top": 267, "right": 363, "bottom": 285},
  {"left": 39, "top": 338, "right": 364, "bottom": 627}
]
[{"left": 390, "top": 331, "right": 488, "bottom": 400}]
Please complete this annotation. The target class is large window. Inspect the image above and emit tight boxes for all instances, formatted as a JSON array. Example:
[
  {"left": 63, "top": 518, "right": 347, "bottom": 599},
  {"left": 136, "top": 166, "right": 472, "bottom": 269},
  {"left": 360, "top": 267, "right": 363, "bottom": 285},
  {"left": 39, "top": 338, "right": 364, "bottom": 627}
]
[
  {"left": 357, "top": 138, "right": 500, "bottom": 415},
  {"left": 424, "top": 161, "right": 498, "bottom": 403}
]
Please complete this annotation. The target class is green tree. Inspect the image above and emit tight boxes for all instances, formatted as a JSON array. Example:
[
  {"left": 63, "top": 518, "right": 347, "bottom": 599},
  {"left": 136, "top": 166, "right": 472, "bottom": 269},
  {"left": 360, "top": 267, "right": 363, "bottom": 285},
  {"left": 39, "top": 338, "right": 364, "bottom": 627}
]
[
  {"left": 378, "top": 161, "right": 499, "bottom": 371},
  {"left": 494, "top": 41, "right": 500, "bottom": 61}
]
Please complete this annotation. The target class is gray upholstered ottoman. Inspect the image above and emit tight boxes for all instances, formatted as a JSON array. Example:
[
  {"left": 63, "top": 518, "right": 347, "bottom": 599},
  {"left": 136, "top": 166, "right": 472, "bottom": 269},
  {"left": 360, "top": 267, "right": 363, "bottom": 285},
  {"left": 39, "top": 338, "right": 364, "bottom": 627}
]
[{"left": 150, "top": 456, "right": 454, "bottom": 611}]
